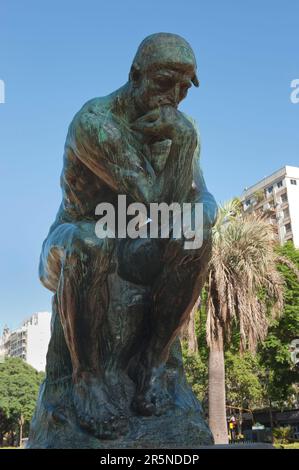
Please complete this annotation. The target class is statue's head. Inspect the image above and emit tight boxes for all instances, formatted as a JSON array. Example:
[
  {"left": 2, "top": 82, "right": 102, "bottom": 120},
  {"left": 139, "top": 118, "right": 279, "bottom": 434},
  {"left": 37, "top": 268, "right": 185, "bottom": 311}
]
[{"left": 129, "top": 33, "right": 199, "bottom": 114}]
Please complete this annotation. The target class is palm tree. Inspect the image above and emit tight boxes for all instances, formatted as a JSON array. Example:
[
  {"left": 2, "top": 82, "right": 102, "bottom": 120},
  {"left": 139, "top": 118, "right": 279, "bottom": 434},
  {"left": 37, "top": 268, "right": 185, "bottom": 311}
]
[{"left": 206, "top": 200, "right": 285, "bottom": 444}]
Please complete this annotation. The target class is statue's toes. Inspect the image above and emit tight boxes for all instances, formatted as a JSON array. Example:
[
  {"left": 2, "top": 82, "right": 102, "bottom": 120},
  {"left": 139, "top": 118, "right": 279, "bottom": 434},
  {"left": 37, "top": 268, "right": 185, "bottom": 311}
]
[
  {"left": 94, "top": 413, "right": 128, "bottom": 440},
  {"left": 94, "top": 420, "right": 118, "bottom": 440},
  {"left": 77, "top": 408, "right": 126, "bottom": 440},
  {"left": 132, "top": 395, "right": 156, "bottom": 416}
]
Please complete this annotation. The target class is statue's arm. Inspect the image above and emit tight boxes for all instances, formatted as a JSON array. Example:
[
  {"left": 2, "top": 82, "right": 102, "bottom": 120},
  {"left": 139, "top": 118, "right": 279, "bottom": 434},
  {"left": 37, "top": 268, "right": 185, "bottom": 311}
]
[
  {"left": 189, "top": 128, "right": 218, "bottom": 228},
  {"left": 68, "top": 110, "right": 154, "bottom": 203}
]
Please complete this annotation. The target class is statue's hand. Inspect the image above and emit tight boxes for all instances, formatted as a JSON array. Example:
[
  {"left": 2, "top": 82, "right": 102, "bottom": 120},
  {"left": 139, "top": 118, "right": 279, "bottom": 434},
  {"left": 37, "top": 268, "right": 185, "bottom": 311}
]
[{"left": 131, "top": 106, "right": 197, "bottom": 143}]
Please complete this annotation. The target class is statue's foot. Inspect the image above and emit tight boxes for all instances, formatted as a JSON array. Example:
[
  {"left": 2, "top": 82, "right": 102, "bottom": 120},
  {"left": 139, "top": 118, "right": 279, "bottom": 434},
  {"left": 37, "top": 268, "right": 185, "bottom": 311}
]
[
  {"left": 132, "top": 366, "right": 172, "bottom": 417},
  {"left": 132, "top": 393, "right": 156, "bottom": 416},
  {"left": 73, "top": 377, "right": 126, "bottom": 439}
]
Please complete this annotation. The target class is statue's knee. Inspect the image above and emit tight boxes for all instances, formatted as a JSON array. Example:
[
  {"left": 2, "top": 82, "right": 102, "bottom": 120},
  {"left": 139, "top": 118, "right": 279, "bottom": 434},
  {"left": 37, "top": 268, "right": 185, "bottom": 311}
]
[
  {"left": 183, "top": 239, "right": 212, "bottom": 268},
  {"left": 63, "top": 244, "right": 92, "bottom": 272},
  {"left": 168, "top": 236, "right": 211, "bottom": 267},
  {"left": 63, "top": 237, "right": 112, "bottom": 272}
]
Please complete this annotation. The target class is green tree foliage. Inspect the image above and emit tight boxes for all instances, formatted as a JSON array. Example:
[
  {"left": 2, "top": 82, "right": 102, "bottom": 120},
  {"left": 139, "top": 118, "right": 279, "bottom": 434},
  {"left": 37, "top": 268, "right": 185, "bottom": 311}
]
[
  {"left": 183, "top": 337, "right": 267, "bottom": 411},
  {"left": 182, "top": 242, "right": 299, "bottom": 412},
  {"left": 0, "top": 357, "right": 44, "bottom": 445},
  {"left": 273, "top": 425, "right": 294, "bottom": 444},
  {"left": 182, "top": 293, "right": 209, "bottom": 406},
  {"left": 182, "top": 297, "right": 266, "bottom": 411},
  {"left": 182, "top": 341, "right": 208, "bottom": 403},
  {"left": 259, "top": 242, "right": 299, "bottom": 405},
  {"left": 225, "top": 351, "right": 265, "bottom": 409}
]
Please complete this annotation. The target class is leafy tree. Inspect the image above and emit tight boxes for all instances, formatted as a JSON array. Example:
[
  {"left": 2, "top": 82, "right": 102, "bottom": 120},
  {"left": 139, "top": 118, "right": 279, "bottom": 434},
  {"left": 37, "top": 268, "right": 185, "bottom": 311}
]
[
  {"left": 182, "top": 289, "right": 209, "bottom": 408},
  {"left": 182, "top": 239, "right": 299, "bottom": 442},
  {"left": 225, "top": 350, "right": 265, "bottom": 410},
  {"left": 0, "top": 357, "right": 44, "bottom": 446},
  {"left": 183, "top": 314, "right": 267, "bottom": 421},
  {"left": 182, "top": 341, "right": 208, "bottom": 404},
  {"left": 259, "top": 242, "right": 299, "bottom": 406},
  {"left": 205, "top": 200, "right": 287, "bottom": 443}
]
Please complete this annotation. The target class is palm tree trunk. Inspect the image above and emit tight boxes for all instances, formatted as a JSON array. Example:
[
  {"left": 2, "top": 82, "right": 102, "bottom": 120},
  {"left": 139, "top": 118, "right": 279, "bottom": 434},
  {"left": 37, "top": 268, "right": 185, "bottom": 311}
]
[
  {"left": 208, "top": 328, "right": 228, "bottom": 444},
  {"left": 19, "top": 415, "right": 23, "bottom": 448}
]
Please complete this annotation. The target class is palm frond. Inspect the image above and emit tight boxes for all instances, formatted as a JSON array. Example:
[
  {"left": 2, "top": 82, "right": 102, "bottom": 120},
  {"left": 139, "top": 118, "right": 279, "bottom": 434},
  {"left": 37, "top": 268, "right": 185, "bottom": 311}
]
[{"left": 206, "top": 207, "right": 286, "bottom": 352}]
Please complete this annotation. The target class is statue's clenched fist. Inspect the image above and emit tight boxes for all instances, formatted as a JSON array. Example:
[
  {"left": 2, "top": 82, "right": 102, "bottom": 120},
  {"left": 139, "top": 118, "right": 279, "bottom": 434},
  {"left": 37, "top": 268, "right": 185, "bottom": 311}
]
[{"left": 131, "top": 105, "right": 197, "bottom": 144}]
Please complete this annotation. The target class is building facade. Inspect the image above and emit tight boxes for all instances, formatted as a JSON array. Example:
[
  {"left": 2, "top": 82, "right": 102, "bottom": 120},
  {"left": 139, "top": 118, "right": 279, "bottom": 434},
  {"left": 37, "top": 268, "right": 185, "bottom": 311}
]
[
  {"left": 0, "top": 312, "right": 51, "bottom": 371},
  {"left": 241, "top": 166, "right": 299, "bottom": 248}
]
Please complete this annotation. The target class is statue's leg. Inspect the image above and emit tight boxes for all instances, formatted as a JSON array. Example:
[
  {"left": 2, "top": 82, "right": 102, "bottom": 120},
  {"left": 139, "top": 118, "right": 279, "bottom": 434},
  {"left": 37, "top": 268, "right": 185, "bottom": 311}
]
[
  {"left": 56, "top": 243, "right": 111, "bottom": 379},
  {"left": 133, "top": 236, "right": 212, "bottom": 415},
  {"left": 39, "top": 222, "right": 118, "bottom": 437}
]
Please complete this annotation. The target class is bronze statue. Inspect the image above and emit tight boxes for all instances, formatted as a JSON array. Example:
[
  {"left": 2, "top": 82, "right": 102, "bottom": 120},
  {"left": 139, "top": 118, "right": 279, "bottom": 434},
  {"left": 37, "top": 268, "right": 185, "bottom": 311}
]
[{"left": 28, "top": 33, "right": 217, "bottom": 448}]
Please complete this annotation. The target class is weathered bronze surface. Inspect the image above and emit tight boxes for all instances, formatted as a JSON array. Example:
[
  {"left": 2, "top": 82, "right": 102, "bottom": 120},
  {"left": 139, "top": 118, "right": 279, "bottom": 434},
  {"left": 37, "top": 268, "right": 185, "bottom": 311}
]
[{"left": 28, "top": 33, "right": 217, "bottom": 448}]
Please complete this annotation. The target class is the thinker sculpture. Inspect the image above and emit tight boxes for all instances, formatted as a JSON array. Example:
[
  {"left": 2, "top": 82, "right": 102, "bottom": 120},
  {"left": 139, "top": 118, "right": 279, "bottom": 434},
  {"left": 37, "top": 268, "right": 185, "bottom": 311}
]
[{"left": 28, "top": 33, "right": 217, "bottom": 448}]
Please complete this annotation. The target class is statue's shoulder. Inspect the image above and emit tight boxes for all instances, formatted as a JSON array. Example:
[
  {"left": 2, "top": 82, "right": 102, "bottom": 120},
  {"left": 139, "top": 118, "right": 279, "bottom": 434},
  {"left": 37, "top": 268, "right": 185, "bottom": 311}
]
[
  {"left": 66, "top": 95, "right": 116, "bottom": 142},
  {"left": 73, "top": 96, "right": 112, "bottom": 122},
  {"left": 65, "top": 94, "right": 119, "bottom": 149}
]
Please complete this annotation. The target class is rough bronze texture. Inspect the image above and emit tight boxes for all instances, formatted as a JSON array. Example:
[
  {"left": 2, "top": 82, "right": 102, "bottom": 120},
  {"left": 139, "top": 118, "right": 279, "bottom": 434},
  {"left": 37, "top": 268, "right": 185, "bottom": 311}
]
[{"left": 28, "top": 33, "right": 217, "bottom": 448}]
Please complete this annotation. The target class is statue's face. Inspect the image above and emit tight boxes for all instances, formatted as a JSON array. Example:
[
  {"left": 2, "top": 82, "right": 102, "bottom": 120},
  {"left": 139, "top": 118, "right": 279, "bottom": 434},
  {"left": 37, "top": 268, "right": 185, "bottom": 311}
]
[{"left": 132, "top": 64, "right": 195, "bottom": 114}]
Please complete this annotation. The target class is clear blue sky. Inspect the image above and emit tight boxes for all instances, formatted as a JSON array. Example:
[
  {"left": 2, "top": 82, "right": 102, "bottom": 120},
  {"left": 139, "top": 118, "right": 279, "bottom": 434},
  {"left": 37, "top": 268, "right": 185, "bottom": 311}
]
[{"left": 0, "top": 0, "right": 298, "bottom": 331}]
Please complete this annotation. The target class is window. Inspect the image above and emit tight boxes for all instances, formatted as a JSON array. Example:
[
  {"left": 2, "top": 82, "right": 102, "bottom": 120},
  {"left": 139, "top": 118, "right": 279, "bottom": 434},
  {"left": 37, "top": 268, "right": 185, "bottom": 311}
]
[
  {"left": 290, "top": 179, "right": 297, "bottom": 185},
  {"left": 277, "top": 180, "right": 283, "bottom": 188},
  {"left": 267, "top": 186, "right": 273, "bottom": 194},
  {"left": 245, "top": 199, "right": 251, "bottom": 207},
  {"left": 283, "top": 208, "right": 290, "bottom": 219},
  {"left": 285, "top": 223, "right": 292, "bottom": 233},
  {"left": 281, "top": 193, "right": 288, "bottom": 203}
]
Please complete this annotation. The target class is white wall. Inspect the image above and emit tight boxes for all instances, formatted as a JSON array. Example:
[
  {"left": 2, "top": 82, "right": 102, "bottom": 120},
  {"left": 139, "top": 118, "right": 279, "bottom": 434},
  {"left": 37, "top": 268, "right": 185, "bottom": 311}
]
[{"left": 25, "top": 312, "right": 51, "bottom": 371}]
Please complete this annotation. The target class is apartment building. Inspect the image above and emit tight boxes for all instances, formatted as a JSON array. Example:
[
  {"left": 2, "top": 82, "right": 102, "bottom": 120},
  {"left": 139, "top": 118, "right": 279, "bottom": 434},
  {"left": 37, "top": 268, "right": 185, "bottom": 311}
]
[
  {"left": 0, "top": 312, "right": 51, "bottom": 371},
  {"left": 241, "top": 166, "right": 299, "bottom": 248}
]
